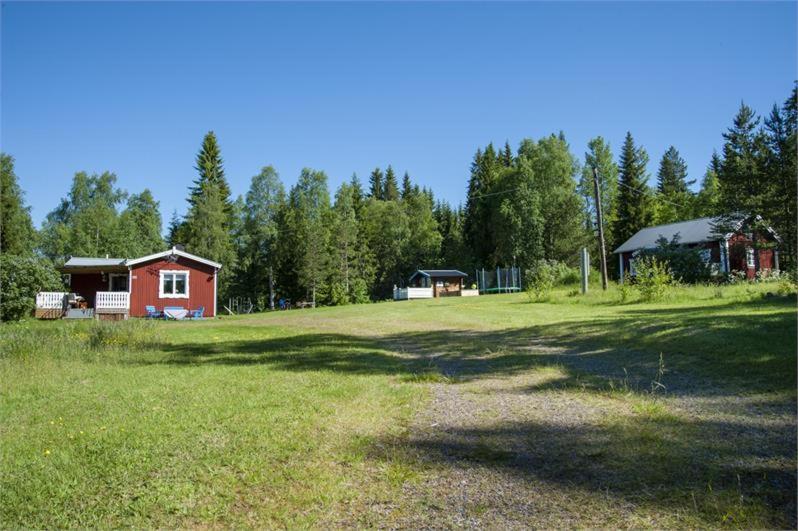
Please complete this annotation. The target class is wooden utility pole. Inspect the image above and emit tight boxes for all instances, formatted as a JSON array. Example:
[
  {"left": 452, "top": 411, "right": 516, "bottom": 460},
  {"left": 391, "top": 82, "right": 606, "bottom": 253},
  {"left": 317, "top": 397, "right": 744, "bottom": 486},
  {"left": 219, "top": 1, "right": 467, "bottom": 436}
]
[{"left": 592, "top": 166, "right": 609, "bottom": 291}]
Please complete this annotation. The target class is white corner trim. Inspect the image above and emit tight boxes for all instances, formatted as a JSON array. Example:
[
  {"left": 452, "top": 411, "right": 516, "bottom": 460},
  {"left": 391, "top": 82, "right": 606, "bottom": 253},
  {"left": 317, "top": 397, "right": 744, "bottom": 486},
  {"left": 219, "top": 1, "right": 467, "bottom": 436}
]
[
  {"left": 213, "top": 268, "right": 218, "bottom": 317},
  {"left": 159, "top": 269, "right": 190, "bottom": 299}
]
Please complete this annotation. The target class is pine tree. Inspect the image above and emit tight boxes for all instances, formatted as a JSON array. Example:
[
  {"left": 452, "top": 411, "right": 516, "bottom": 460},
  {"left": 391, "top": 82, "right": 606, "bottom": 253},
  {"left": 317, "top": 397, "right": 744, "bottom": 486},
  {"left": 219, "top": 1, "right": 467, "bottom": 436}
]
[
  {"left": 183, "top": 133, "right": 236, "bottom": 294},
  {"left": 718, "top": 102, "right": 766, "bottom": 215},
  {"left": 183, "top": 183, "right": 235, "bottom": 286},
  {"left": 383, "top": 165, "right": 400, "bottom": 201},
  {"left": 368, "top": 167, "right": 384, "bottom": 200},
  {"left": 349, "top": 173, "right": 364, "bottom": 217},
  {"left": 655, "top": 146, "right": 694, "bottom": 223},
  {"left": 695, "top": 152, "right": 722, "bottom": 217},
  {"left": 501, "top": 141, "right": 514, "bottom": 167},
  {"left": 762, "top": 85, "right": 798, "bottom": 269},
  {"left": 166, "top": 210, "right": 184, "bottom": 247},
  {"left": 0, "top": 154, "right": 36, "bottom": 255},
  {"left": 463, "top": 143, "right": 502, "bottom": 267},
  {"left": 613, "top": 132, "right": 654, "bottom": 248},
  {"left": 329, "top": 182, "right": 371, "bottom": 304},
  {"left": 401, "top": 172, "right": 413, "bottom": 199},
  {"left": 190, "top": 132, "right": 231, "bottom": 208}
]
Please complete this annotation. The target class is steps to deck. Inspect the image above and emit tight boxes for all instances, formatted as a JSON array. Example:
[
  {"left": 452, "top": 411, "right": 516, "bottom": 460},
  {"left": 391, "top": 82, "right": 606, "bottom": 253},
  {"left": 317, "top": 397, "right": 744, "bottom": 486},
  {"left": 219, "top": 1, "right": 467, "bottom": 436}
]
[{"left": 64, "top": 308, "right": 94, "bottom": 319}]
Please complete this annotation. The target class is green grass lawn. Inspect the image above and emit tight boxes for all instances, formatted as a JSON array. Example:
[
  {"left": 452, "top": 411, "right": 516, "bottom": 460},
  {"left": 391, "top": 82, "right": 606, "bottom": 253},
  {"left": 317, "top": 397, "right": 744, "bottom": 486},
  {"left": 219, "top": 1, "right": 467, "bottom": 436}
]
[{"left": 1, "top": 282, "right": 795, "bottom": 527}]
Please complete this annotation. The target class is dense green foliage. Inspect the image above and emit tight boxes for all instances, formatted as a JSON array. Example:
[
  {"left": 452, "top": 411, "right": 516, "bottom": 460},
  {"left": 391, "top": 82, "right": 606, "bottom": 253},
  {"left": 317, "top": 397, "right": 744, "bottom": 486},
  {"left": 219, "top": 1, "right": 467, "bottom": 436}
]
[
  {"left": 4, "top": 84, "right": 795, "bottom": 310},
  {"left": 0, "top": 255, "right": 64, "bottom": 321},
  {"left": 0, "top": 155, "right": 36, "bottom": 255}
]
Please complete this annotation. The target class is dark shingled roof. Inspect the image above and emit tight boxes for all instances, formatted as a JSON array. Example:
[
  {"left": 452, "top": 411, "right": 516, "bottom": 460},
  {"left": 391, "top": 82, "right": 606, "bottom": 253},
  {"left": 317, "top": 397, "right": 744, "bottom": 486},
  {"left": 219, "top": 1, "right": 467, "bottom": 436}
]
[{"left": 410, "top": 269, "right": 468, "bottom": 280}]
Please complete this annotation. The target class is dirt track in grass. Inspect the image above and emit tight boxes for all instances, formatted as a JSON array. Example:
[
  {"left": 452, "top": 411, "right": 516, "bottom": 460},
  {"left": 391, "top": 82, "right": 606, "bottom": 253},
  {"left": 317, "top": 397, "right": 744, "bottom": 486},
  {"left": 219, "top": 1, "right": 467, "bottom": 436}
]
[{"left": 373, "top": 335, "right": 797, "bottom": 529}]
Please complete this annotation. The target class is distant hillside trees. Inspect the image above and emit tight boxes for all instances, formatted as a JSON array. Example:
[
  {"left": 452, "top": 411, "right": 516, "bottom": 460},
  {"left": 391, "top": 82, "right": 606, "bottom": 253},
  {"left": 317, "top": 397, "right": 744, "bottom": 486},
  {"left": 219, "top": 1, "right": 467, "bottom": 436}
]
[{"left": 4, "top": 83, "right": 794, "bottom": 316}]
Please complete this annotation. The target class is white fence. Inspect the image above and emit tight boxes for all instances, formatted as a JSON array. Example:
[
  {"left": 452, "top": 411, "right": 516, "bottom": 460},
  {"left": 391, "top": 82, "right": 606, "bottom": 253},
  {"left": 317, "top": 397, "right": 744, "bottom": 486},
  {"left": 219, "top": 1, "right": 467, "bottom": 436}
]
[
  {"left": 96, "top": 291, "right": 130, "bottom": 310},
  {"left": 393, "top": 287, "right": 434, "bottom": 300},
  {"left": 36, "top": 292, "right": 67, "bottom": 309}
]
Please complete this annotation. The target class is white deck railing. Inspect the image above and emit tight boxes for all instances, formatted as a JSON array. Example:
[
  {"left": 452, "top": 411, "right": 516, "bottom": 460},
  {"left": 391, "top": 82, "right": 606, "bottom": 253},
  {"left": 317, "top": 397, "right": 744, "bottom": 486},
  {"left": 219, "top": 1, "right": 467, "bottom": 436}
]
[
  {"left": 393, "top": 287, "right": 434, "bottom": 300},
  {"left": 96, "top": 291, "right": 130, "bottom": 310},
  {"left": 36, "top": 292, "right": 67, "bottom": 309}
]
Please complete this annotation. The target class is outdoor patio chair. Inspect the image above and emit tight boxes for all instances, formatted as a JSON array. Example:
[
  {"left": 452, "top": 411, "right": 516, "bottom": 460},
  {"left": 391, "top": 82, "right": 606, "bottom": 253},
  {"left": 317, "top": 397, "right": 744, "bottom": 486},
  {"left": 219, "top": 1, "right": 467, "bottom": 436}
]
[
  {"left": 190, "top": 306, "right": 204, "bottom": 320},
  {"left": 145, "top": 305, "right": 163, "bottom": 319}
]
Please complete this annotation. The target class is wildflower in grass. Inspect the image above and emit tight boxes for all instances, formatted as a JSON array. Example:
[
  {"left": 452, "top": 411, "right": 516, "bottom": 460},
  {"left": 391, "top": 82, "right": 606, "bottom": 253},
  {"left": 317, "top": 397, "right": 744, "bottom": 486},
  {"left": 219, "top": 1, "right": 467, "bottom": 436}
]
[{"left": 44, "top": 449, "right": 50, "bottom": 456}]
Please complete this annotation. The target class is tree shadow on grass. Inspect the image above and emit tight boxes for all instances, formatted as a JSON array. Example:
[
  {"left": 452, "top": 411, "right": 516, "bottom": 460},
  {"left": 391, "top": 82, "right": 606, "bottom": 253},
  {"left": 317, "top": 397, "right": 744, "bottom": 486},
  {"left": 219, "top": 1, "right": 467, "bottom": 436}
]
[
  {"left": 144, "top": 297, "right": 797, "bottom": 396},
  {"left": 373, "top": 412, "right": 797, "bottom": 527}
]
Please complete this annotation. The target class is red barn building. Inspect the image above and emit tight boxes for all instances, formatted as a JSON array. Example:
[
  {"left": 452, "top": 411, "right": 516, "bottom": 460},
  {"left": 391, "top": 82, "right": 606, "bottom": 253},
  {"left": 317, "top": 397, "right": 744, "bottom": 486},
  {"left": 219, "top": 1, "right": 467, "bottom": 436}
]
[
  {"left": 613, "top": 215, "right": 780, "bottom": 281},
  {"left": 37, "top": 248, "right": 221, "bottom": 319}
]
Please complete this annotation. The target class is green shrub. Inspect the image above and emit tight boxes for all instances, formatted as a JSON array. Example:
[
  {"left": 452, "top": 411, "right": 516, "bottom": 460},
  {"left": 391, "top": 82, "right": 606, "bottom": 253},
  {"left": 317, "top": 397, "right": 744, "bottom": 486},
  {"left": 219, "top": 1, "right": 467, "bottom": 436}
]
[
  {"left": 617, "top": 275, "right": 636, "bottom": 303},
  {"left": 525, "top": 260, "right": 557, "bottom": 302},
  {"left": 634, "top": 256, "right": 673, "bottom": 301},
  {"left": 0, "top": 255, "right": 64, "bottom": 321},
  {"left": 641, "top": 236, "right": 712, "bottom": 284}
]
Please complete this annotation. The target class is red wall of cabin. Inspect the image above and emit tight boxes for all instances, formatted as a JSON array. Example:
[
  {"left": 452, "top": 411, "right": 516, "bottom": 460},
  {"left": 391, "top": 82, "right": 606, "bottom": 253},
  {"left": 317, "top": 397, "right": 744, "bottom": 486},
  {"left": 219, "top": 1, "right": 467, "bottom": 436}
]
[{"left": 129, "top": 256, "right": 217, "bottom": 317}]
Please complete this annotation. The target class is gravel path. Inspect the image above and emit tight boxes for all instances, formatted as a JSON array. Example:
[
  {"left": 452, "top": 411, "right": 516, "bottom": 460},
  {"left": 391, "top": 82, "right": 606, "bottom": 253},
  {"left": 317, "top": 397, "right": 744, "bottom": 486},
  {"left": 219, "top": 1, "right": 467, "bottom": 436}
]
[{"left": 380, "top": 335, "right": 797, "bottom": 529}]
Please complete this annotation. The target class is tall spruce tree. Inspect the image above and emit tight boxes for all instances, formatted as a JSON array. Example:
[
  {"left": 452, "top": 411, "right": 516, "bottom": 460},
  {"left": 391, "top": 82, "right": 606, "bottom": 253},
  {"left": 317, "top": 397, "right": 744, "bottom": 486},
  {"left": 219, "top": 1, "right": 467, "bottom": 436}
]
[
  {"left": 695, "top": 152, "right": 722, "bottom": 217},
  {"left": 762, "top": 85, "right": 798, "bottom": 269},
  {"left": 383, "top": 165, "right": 400, "bottom": 201},
  {"left": 401, "top": 172, "right": 413, "bottom": 199},
  {"left": 655, "top": 146, "right": 694, "bottom": 223},
  {"left": 717, "top": 102, "right": 766, "bottom": 215},
  {"left": 183, "top": 133, "right": 236, "bottom": 294},
  {"left": 329, "top": 182, "right": 371, "bottom": 304},
  {"left": 368, "top": 167, "right": 384, "bottom": 200},
  {"left": 166, "top": 210, "right": 184, "bottom": 247},
  {"left": 0, "top": 154, "right": 36, "bottom": 255},
  {"left": 463, "top": 143, "right": 502, "bottom": 267},
  {"left": 613, "top": 132, "right": 654, "bottom": 248}
]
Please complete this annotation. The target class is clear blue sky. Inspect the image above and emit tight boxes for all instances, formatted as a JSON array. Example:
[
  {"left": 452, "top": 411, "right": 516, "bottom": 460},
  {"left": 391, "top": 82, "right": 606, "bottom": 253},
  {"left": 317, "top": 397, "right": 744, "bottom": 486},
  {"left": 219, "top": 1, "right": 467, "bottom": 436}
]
[{"left": 2, "top": 1, "right": 795, "bottom": 227}]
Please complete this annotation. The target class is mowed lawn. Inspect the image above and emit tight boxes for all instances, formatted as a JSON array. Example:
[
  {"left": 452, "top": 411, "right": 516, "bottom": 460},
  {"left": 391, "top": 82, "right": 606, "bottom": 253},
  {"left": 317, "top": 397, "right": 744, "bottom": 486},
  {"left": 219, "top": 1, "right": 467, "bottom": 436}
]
[{"left": 1, "top": 283, "right": 795, "bottom": 528}]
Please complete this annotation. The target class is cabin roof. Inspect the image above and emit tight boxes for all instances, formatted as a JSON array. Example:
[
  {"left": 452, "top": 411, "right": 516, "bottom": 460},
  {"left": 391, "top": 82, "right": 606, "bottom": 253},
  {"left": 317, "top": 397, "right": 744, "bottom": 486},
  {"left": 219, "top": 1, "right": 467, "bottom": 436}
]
[
  {"left": 410, "top": 269, "right": 468, "bottom": 280},
  {"left": 64, "top": 257, "right": 127, "bottom": 267},
  {"left": 61, "top": 248, "right": 222, "bottom": 272},
  {"left": 613, "top": 214, "right": 780, "bottom": 254}
]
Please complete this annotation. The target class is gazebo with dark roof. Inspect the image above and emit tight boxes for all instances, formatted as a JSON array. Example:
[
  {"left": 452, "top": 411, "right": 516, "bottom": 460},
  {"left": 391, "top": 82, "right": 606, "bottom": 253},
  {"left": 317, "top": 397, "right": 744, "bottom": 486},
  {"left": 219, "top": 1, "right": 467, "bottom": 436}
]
[{"left": 408, "top": 269, "right": 469, "bottom": 297}]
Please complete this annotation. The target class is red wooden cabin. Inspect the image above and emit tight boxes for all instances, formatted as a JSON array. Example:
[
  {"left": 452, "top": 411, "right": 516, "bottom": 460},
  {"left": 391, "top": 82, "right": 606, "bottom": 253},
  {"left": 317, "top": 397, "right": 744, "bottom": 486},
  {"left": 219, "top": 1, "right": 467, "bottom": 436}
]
[
  {"left": 613, "top": 215, "right": 781, "bottom": 281},
  {"left": 36, "top": 248, "right": 221, "bottom": 319}
]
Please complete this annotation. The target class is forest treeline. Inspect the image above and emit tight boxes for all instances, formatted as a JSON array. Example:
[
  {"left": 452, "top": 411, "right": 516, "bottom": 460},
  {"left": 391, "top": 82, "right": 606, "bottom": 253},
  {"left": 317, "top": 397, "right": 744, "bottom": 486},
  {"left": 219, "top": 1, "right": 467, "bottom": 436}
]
[{"left": 1, "top": 85, "right": 795, "bottom": 309}]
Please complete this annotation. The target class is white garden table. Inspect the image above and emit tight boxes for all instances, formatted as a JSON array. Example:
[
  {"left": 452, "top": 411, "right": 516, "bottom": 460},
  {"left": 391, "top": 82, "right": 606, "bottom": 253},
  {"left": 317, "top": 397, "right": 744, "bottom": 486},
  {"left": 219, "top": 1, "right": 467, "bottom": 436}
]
[{"left": 164, "top": 308, "right": 188, "bottom": 320}]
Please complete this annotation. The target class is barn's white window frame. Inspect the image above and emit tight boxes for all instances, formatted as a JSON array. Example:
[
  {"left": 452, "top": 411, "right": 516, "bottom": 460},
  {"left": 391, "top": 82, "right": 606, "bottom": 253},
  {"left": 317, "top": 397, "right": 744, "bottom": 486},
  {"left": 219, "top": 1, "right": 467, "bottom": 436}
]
[
  {"left": 746, "top": 247, "right": 755, "bottom": 268},
  {"left": 159, "top": 270, "right": 190, "bottom": 298}
]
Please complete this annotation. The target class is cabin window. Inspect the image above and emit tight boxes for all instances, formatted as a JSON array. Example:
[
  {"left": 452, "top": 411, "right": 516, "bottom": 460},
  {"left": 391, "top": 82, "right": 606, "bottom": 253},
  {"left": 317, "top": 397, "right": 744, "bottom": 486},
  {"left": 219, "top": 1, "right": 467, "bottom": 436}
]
[
  {"left": 109, "top": 273, "right": 129, "bottom": 292},
  {"left": 746, "top": 248, "right": 755, "bottom": 268},
  {"left": 159, "top": 270, "right": 189, "bottom": 298},
  {"left": 699, "top": 249, "right": 711, "bottom": 264}
]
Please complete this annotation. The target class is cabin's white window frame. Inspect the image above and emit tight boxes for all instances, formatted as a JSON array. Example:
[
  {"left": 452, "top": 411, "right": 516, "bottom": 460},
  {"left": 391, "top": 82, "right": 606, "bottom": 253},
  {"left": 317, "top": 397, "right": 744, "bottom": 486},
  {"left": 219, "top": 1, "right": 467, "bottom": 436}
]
[
  {"left": 159, "top": 270, "right": 190, "bottom": 298},
  {"left": 746, "top": 247, "right": 755, "bottom": 268}
]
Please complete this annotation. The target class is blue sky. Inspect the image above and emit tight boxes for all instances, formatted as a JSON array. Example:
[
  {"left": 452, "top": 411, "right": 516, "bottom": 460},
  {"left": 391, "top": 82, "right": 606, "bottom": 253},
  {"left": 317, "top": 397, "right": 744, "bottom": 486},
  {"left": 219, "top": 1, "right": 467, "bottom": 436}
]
[{"left": 2, "top": 1, "right": 795, "bottom": 227}]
